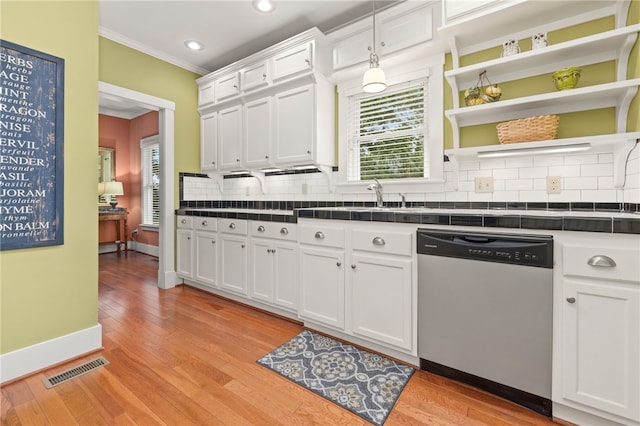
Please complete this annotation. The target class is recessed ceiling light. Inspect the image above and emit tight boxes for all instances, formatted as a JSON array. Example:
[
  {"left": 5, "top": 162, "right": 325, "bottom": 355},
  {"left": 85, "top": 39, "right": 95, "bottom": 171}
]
[
  {"left": 253, "top": 0, "right": 274, "bottom": 13},
  {"left": 184, "top": 40, "right": 204, "bottom": 51}
]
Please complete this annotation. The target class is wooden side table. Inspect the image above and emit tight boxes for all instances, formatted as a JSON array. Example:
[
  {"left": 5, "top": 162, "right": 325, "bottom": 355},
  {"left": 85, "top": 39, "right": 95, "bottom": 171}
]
[{"left": 99, "top": 208, "right": 128, "bottom": 254}]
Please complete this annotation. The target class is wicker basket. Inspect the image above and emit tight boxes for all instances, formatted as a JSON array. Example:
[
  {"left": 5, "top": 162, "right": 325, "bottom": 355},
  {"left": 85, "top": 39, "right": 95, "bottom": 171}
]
[{"left": 496, "top": 115, "right": 559, "bottom": 144}]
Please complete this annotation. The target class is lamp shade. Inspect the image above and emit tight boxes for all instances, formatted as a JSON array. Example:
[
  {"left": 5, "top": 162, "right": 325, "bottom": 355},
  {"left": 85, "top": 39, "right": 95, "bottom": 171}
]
[
  {"left": 98, "top": 182, "right": 105, "bottom": 196},
  {"left": 362, "top": 66, "right": 387, "bottom": 93},
  {"left": 103, "top": 181, "right": 124, "bottom": 196}
]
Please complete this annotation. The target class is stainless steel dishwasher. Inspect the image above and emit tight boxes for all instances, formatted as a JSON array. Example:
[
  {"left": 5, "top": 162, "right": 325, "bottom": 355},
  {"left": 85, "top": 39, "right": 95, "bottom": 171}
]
[{"left": 417, "top": 229, "right": 553, "bottom": 417}]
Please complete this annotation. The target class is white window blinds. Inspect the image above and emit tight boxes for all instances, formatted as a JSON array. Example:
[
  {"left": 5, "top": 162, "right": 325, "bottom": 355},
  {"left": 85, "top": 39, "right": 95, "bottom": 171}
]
[
  {"left": 346, "top": 79, "right": 427, "bottom": 181},
  {"left": 140, "top": 136, "right": 160, "bottom": 226}
]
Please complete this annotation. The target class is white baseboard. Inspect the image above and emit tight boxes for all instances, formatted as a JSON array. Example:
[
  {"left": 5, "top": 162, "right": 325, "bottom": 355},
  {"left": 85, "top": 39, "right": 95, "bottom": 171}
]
[
  {"left": 0, "top": 324, "right": 102, "bottom": 384},
  {"left": 132, "top": 241, "right": 159, "bottom": 257}
]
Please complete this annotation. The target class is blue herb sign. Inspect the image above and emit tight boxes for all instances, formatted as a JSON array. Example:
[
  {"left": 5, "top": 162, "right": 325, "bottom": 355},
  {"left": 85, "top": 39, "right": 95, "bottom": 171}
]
[{"left": 0, "top": 40, "right": 64, "bottom": 250}]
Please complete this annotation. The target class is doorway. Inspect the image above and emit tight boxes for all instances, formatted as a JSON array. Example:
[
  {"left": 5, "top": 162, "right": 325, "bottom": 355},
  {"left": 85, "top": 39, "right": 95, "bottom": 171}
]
[{"left": 98, "top": 82, "right": 179, "bottom": 289}]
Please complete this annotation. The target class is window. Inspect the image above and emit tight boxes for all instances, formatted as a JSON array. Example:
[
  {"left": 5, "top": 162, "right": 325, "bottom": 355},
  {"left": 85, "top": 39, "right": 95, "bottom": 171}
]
[
  {"left": 347, "top": 82, "right": 426, "bottom": 181},
  {"left": 140, "top": 135, "right": 159, "bottom": 226},
  {"left": 337, "top": 56, "right": 444, "bottom": 190}
]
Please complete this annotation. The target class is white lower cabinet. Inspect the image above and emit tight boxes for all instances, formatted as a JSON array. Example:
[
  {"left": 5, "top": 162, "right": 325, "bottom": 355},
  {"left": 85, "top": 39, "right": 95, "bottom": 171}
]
[
  {"left": 249, "top": 222, "right": 298, "bottom": 312},
  {"left": 556, "top": 236, "right": 640, "bottom": 425},
  {"left": 176, "top": 216, "right": 194, "bottom": 278},
  {"left": 298, "top": 219, "right": 416, "bottom": 356},
  {"left": 219, "top": 219, "right": 248, "bottom": 295},
  {"left": 194, "top": 231, "right": 217, "bottom": 287},
  {"left": 176, "top": 229, "right": 193, "bottom": 278},
  {"left": 351, "top": 253, "right": 412, "bottom": 352},
  {"left": 299, "top": 245, "right": 345, "bottom": 330}
]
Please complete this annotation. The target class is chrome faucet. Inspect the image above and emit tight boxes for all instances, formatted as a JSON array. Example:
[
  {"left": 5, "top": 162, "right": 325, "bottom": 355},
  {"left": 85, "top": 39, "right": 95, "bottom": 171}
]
[{"left": 367, "top": 179, "right": 384, "bottom": 208}]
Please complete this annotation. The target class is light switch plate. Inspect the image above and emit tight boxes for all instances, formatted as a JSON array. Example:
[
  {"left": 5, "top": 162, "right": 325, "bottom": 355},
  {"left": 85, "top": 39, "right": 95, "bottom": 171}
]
[{"left": 475, "top": 176, "right": 494, "bottom": 193}]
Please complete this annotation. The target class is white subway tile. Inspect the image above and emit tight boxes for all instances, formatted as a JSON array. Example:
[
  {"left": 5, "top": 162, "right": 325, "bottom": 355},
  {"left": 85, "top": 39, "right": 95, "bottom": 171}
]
[
  {"left": 534, "top": 156, "right": 564, "bottom": 167},
  {"left": 459, "top": 161, "right": 480, "bottom": 171},
  {"left": 480, "top": 158, "right": 506, "bottom": 170},
  {"left": 492, "top": 168, "right": 518, "bottom": 179},
  {"left": 548, "top": 164, "right": 580, "bottom": 177},
  {"left": 581, "top": 189, "right": 618, "bottom": 202},
  {"left": 505, "top": 179, "right": 533, "bottom": 190},
  {"left": 519, "top": 190, "right": 548, "bottom": 202},
  {"left": 492, "top": 191, "right": 520, "bottom": 201},
  {"left": 519, "top": 167, "right": 547, "bottom": 179},
  {"left": 505, "top": 157, "right": 533, "bottom": 168},
  {"left": 565, "top": 154, "right": 598, "bottom": 165},
  {"left": 564, "top": 176, "right": 597, "bottom": 190},
  {"left": 581, "top": 163, "right": 613, "bottom": 177}
]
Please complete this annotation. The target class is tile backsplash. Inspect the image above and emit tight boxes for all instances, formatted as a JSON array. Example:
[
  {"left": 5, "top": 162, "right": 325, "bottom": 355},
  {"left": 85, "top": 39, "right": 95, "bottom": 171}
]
[{"left": 182, "top": 143, "right": 640, "bottom": 205}]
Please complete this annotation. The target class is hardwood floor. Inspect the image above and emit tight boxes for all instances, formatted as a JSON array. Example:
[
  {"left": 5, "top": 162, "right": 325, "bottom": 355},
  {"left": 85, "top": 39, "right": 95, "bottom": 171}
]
[{"left": 2, "top": 252, "right": 561, "bottom": 425}]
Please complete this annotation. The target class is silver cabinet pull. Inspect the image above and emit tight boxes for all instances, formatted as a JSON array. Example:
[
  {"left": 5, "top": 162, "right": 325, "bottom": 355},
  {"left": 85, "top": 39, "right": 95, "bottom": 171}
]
[
  {"left": 262, "top": 73, "right": 267, "bottom": 80},
  {"left": 212, "top": 240, "right": 215, "bottom": 244},
  {"left": 351, "top": 264, "right": 356, "bottom": 269},
  {"left": 186, "top": 236, "right": 191, "bottom": 240},
  {"left": 272, "top": 249, "right": 276, "bottom": 253},
  {"left": 567, "top": 297, "right": 576, "bottom": 303},
  {"left": 267, "top": 249, "right": 271, "bottom": 253},
  {"left": 241, "top": 244, "right": 245, "bottom": 249},
  {"left": 372, "top": 236, "right": 385, "bottom": 246},
  {"left": 280, "top": 227, "right": 288, "bottom": 235},
  {"left": 229, "top": 223, "right": 236, "bottom": 229},
  {"left": 181, "top": 219, "right": 186, "bottom": 224},
  {"left": 304, "top": 58, "right": 311, "bottom": 65},
  {"left": 257, "top": 225, "right": 265, "bottom": 232},
  {"left": 587, "top": 255, "right": 616, "bottom": 267},
  {"left": 336, "top": 261, "right": 341, "bottom": 267},
  {"left": 314, "top": 231, "right": 325, "bottom": 240},
  {"left": 201, "top": 220, "right": 208, "bottom": 226}
]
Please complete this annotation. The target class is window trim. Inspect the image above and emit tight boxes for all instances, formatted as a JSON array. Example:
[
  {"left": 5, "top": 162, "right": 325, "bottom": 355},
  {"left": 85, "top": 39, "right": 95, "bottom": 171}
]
[
  {"left": 336, "top": 55, "right": 445, "bottom": 193},
  {"left": 140, "top": 134, "right": 160, "bottom": 227}
]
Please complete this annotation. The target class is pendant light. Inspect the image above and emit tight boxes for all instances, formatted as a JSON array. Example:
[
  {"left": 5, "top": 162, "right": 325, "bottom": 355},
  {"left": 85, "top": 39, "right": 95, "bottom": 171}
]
[{"left": 362, "top": 0, "right": 386, "bottom": 93}]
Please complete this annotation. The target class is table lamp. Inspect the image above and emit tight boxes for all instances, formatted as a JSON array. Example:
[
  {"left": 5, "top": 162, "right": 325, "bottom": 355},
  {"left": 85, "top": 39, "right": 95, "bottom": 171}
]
[{"left": 103, "top": 181, "right": 124, "bottom": 208}]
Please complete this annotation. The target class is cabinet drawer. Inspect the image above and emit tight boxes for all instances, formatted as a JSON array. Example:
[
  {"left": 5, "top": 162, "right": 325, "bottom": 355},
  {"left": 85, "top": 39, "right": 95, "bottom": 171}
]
[
  {"left": 194, "top": 217, "right": 217, "bottom": 232},
  {"left": 272, "top": 42, "right": 313, "bottom": 81},
  {"left": 250, "top": 221, "right": 297, "bottom": 241},
  {"left": 298, "top": 224, "right": 344, "bottom": 248},
  {"left": 219, "top": 218, "right": 247, "bottom": 235},
  {"left": 563, "top": 244, "right": 640, "bottom": 284},
  {"left": 177, "top": 216, "right": 193, "bottom": 229},
  {"left": 352, "top": 228, "right": 413, "bottom": 256}
]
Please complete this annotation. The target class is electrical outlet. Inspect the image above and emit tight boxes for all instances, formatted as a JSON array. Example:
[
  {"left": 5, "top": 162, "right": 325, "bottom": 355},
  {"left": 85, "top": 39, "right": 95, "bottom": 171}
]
[
  {"left": 475, "top": 176, "right": 494, "bottom": 193},
  {"left": 547, "top": 176, "right": 561, "bottom": 194}
]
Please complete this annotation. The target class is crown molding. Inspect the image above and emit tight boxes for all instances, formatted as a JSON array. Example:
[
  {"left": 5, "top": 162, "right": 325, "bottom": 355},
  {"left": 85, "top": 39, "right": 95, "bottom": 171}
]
[{"left": 99, "top": 27, "right": 210, "bottom": 76}]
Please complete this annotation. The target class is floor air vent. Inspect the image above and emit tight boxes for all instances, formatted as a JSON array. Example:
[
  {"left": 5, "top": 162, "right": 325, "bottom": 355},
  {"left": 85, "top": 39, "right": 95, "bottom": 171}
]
[{"left": 43, "top": 356, "right": 109, "bottom": 388}]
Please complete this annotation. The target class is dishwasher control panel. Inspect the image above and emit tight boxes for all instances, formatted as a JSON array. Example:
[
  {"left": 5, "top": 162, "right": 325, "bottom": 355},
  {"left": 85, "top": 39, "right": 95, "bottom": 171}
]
[{"left": 417, "top": 229, "right": 553, "bottom": 268}]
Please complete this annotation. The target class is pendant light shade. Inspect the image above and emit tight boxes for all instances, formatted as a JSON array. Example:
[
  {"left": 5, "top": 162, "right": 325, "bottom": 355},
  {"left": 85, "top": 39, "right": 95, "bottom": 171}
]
[
  {"left": 362, "top": 54, "right": 386, "bottom": 93},
  {"left": 362, "top": 1, "right": 386, "bottom": 93}
]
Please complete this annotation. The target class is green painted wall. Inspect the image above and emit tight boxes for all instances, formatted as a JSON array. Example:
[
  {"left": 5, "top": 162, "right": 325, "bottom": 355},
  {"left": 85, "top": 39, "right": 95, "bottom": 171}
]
[
  {"left": 444, "top": 0, "right": 640, "bottom": 149},
  {"left": 98, "top": 38, "right": 201, "bottom": 208},
  {"left": 0, "top": 1, "right": 99, "bottom": 354}
]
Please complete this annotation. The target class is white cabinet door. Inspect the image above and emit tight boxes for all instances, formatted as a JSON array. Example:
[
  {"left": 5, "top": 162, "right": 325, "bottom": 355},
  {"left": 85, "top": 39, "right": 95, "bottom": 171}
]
[
  {"left": 244, "top": 97, "right": 272, "bottom": 168},
  {"left": 249, "top": 238, "right": 273, "bottom": 303},
  {"left": 220, "top": 234, "right": 248, "bottom": 295},
  {"left": 176, "top": 229, "right": 193, "bottom": 278},
  {"left": 241, "top": 61, "right": 269, "bottom": 92},
  {"left": 274, "top": 85, "right": 314, "bottom": 165},
  {"left": 332, "top": 28, "right": 371, "bottom": 70},
  {"left": 272, "top": 42, "right": 313, "bottom": 81},
  {"left": 198, "top": 81, "right": 214, "bottom": 107},
  {"left": 200, "top": 112, "right": 217, "bottom": 172},
  {"left": 215, "top": 72, "right": 240, "bottom": 101},
  {"left": 379, "top": 4, "right": 433, "bottom": 57},
  {"left": 273, "top": 240, "right": 298, "bottom": 312},
  {"left": 351, "top": 253, "right": 413, "bottom": 351},
  {"left": 299, "top": 245, "right": 345, "bottom": 330},
  {"left": 194, "top": 231, "right": 217, "bottom": 288},
  {"left": 562, "top": 279, "right": 640, "bottom": 421},
  {"left": 218, "top": 105, "right": 243, "bottom": 170},
  {"left": 442, "top": 0, "right": 502, "bottom": 24}
]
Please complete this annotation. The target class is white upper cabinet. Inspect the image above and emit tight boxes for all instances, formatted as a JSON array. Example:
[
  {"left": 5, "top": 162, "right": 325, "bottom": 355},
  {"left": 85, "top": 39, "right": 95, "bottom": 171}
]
[
  {"left": 241, "top": 60, "right": 270, "bottom": 92},
  {"left": 214, "top": 71, "right": 240, "bottom": 102},
  {"left": 196, "top": 27, "right": 334, "bottom": 174},
  {"left": 218, "top": 105, "right": 243, "bottom": 170},
  {"left": 329, "top": 1, "right": 437, "bottom": 71},
  {"left": 272, "top": 42, "right": 313, "bottom": 81},
  {"left": 200, "top": 112, "right": 217, "bottom": 172},
  {"left": 244, "top": 96, "right": 272, "bottom": 168}
]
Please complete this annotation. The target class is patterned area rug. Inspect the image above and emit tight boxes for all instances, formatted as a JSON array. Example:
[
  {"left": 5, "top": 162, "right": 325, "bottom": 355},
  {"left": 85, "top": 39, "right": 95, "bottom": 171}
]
[{"left": 257, "top": 330, "right": 414, "bottom": 425}]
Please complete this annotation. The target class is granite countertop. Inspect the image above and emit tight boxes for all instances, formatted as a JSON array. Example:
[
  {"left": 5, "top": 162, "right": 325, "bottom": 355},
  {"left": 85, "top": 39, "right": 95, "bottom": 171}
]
[{"left": 176, "top": 205, "right": 640, "bottom": 234}]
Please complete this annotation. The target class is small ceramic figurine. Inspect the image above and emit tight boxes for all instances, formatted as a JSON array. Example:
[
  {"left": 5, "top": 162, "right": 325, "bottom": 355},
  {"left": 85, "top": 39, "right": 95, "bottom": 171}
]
[
  {"left": 531, "top": 32, "right": 548, "bottom": 50},
  {"left": 501, "top": 39, "right": 521, "bottom": 57}
]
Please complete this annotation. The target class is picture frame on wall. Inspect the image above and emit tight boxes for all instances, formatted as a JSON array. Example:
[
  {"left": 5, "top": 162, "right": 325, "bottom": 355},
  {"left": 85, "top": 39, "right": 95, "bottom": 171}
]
[{"left": 0, "top": 40, "right": 65, "bottom": 250}]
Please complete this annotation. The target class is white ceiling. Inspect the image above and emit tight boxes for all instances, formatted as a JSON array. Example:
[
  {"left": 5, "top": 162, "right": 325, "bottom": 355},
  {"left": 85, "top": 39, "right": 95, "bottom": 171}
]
[{"left": 99, "top": 0, "right": 399, "bottom": 76}]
